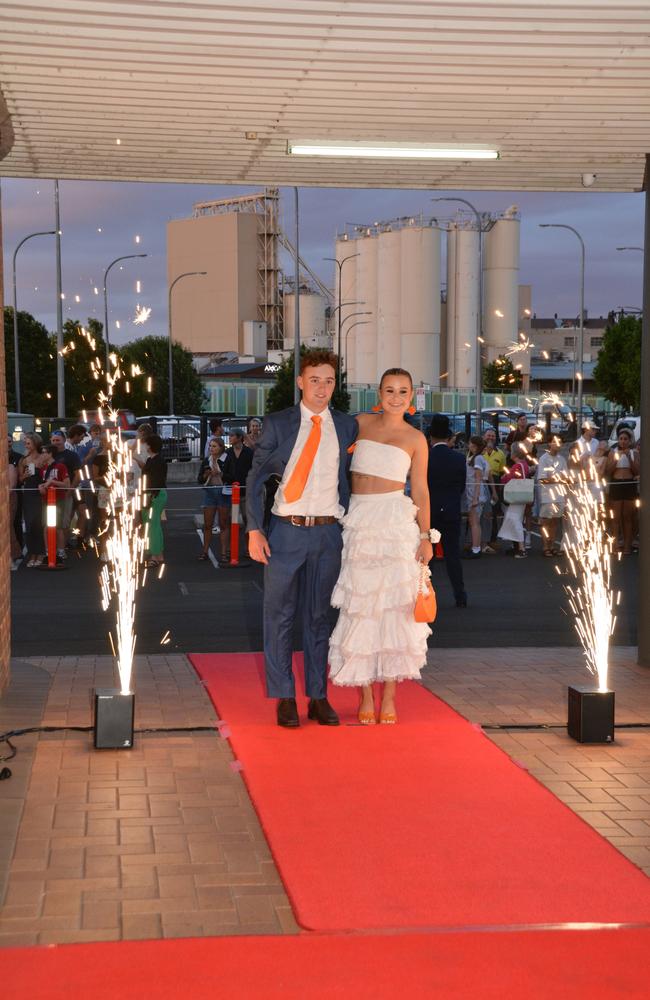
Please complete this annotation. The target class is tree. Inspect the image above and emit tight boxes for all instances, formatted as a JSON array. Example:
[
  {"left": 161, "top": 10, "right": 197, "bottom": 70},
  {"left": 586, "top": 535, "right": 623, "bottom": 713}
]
[
  {"left": 60, "top": 318, "right": 108, "bottom": 415},
  {"left": 482, "top": 354, "right": 523, "bottom": 391},
  {"left": 3, "top": 307, "right": 56, "bottom": 414},
  {"left": 265, "top": 348, "right": 351, "bottom": 413},
  {"left": 113, "top": 335, "right": 206, "bottom": 414},
  {"left": 593, "top": 314, "right": 641, "bottom": 411}
]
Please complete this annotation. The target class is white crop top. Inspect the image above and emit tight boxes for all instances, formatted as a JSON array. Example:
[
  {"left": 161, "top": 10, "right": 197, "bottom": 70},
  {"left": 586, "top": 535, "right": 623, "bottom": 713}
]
[{"left": 350, "top": 439, "right": 411, "bottom": 484}]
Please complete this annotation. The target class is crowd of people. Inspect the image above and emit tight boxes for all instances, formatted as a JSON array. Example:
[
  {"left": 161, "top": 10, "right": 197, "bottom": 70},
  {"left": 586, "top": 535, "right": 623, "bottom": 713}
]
[
  {"left": 7, "top": 408, "right": 639, "bottom": 590},
  {"left": 426, "top": 412, "right": 640, "bottom": 606}
]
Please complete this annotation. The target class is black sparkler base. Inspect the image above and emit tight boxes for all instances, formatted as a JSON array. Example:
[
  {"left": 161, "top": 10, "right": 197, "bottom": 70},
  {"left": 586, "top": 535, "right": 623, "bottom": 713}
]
[
  {"left": 94, "top": 689, "right": 135, "bottom": 749},
  {"left": 567, "top": 685, "right": 615, "bottom": 744}
]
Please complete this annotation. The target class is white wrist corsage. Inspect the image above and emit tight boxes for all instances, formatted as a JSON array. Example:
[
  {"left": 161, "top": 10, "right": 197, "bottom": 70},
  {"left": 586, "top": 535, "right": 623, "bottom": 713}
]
[{"left": 420, "top": 529, "right": 441, "bottom": 543}]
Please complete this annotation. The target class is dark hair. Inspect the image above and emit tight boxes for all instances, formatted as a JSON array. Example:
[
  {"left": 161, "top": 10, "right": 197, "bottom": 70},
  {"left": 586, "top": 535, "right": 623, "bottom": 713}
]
[
  {"left": 209, "top": 418, "right": 223, "bottom": 433},
  {"left": 138, "top": 422, "right": 153, "bottom": 437},
  {"left": 145, "top": 433, "right": 163, "bottom": 455},
  {"left": 299, "top": 349, "right": 338, "bottom": 375},
  {"left": 45, "top": 444, "right": 58, "bottom": 459},
  {"left": 89, "top": 423, "right": 102, "bottom": 433},
  {"left": 67, "top": 423, "right": 86, "bottom": 438},
  {"left": 93, "top": 453, "right": 109, "bottom": 477},
  {"left": 379, "top": 367, "right": 413, "bottom": 389},
  {"left": 617, "top": 428, "right": 634, "bottom": 442},
  {"left": 467, "top": 435, "right": 486, "bottom": 466},
  {"left": 429, "top": 414, "right": 452, "bottom": 440}
]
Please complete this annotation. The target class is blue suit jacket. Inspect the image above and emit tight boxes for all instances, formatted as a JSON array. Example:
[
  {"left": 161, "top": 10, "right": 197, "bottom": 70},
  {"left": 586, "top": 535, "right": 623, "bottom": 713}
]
[
  {"left": 427, "top": 442, "right": 467, "bottom": 521},
  {"left": 245, "top": 405, "right": 358, "bottom": 533}
]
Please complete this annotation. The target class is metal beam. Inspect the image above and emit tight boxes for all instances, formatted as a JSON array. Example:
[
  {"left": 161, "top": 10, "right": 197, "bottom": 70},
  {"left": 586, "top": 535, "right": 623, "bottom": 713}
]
[{"left": 638, "top": 152, "right": 650, "bottom": 667}]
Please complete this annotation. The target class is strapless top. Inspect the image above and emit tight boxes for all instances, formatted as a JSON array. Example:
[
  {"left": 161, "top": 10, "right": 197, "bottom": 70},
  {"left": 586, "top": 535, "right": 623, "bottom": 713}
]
[{"left": 350, "top": 439, "right": 411, "bottom": 484}]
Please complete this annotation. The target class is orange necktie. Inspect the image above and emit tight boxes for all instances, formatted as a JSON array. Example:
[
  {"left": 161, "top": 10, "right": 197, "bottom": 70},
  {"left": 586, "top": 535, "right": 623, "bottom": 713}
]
[{"left": 283, "top": 415, "right": 322, "bottom": 503}]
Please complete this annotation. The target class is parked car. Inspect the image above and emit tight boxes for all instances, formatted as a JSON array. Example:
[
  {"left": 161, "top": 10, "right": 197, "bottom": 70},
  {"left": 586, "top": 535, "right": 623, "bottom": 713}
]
[
  {"left": 531, "top": 400, "right": 576, "bottom": 440},
  {"left": 608, "top": 416, "right": 641, "bottom": 447}
]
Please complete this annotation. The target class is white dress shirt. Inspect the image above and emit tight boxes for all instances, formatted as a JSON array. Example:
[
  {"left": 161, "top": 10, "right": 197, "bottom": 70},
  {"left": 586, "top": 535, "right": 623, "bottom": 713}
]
[{"left": 273, "top": 403, "right": 343, "bottom": 518}]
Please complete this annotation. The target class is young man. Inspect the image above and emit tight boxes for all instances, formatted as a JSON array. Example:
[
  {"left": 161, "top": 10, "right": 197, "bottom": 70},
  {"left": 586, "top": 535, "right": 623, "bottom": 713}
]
[
  {"left": 427, "top": 414, "right": 468, "bottom": 608},
  {"left": 247, "top": 350, "right": 357, "bottom": 728},
  {"left": 49, "top": 429, "right": 81, "bottom": 559}
]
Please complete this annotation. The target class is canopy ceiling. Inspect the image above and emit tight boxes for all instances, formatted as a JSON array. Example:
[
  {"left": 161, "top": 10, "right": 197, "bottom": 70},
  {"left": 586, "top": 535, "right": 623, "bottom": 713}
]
[{"left": 1, "top": 1, "right": 649, "bottom": 191}]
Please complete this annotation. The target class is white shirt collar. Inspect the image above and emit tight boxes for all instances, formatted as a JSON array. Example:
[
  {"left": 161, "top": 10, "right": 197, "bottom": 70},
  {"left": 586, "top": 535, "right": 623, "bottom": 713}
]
[{"left": 300, "top": 401, "right": 331, "bottom": 424}]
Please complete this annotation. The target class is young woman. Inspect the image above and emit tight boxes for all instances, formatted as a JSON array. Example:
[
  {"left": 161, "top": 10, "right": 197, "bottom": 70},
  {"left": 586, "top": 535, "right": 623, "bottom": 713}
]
[
  {"left": 38, "top": 445, "right": 71, "bottom": 564},
  {"left": 498, "top": 441, "right": 530, "bottom": 559},
  {"left": 604, "top": 428, "right": 640, "bottom": 554},
  {"left": 328, "top": 368, "right": 434, "bottom": 725},
  {"left": 464, "top": 435, "right": 490, "bottom": 559},
  {"left": 135, "top": 434, "right": 168, "bottom": 568},
  {"left": 18, "top": 432, "right": 47, "bottom": 566},
  {"left": 197, "top": 437, "right": 231, "bottom": 563}
]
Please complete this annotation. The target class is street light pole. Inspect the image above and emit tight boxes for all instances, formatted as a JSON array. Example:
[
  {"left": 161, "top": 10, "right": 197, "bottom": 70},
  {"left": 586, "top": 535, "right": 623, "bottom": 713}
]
[
  {"left": 344, "top": 320, "right": 371, "bottom": 368},
  {"left": 54, "top": 180, "right": 65, "bottom": 418},
  {"left": 11, "top": 229, "right": 56, "bottom": 412},
  {"left": 539, "top": 224, "right": 586, "bottom": 424},
  {"left": 433, "top": 196, "right": 484, "bottom": 431},
  {"left": 168, "top": 271, "right": 207, "bottom": 414},
  {"left": 103, "top": 253, "right": 148, "bottom": 370},
  {"left": 340, "top": 311, "right": 372, "bottom": 370},
  {"left": 324, "top": 253, "right": 360, "bottom": 389}
]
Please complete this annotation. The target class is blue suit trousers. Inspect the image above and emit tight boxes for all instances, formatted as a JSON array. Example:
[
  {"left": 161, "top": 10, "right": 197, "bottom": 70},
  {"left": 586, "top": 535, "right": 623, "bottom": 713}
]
[{"left": 263, "top": 517, "right": 343, "bottom": 699}]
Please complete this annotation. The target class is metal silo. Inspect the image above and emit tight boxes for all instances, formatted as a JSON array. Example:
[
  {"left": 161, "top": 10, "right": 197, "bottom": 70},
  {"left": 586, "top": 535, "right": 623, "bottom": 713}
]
[
  {"left": 353, "top": 234, "right": 378, "bottom": 385},
  {"left": 400, "top": 224, "right": 441, "bottom": 386},
  {"left": 376, "top": 229, "right": 402, "bottom": 379},
  {"left": 283, "top": 289, "right": 328, "bottom": 349},
  {"left": 483, "top": 212, "right": 520, "bottom": 364},
  {"left": 447, "top": 223, "right": 479, "bottom": 390}
]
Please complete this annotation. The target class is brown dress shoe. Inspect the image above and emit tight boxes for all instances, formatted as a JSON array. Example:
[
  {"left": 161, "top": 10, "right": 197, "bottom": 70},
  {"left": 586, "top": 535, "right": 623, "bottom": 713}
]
[
  {"left": 307, "top": 698, "right": 340, "bottom": 726},
  {"left": 277, "top": 698, "right": 299, "bottom": 728}
]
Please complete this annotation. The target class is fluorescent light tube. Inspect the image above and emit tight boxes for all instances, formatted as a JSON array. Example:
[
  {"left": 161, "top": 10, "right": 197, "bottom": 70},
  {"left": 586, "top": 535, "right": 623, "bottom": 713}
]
[{"left": 287, "top": 141, "right": 499, "bottom": 160}]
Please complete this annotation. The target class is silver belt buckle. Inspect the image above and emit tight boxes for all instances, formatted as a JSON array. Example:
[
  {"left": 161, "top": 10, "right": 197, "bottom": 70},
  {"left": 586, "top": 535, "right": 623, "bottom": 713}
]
[
  {"left": 304, "top": 515, "right": 315, "bottom": 527},
  {"left": 290, "top": 515, "right": 303, "bottom": 527}
]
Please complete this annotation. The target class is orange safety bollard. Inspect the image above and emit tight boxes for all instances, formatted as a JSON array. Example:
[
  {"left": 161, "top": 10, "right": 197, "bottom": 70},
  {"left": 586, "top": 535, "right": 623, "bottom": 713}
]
[
  {"left": 46, "top": 485, "right": 59, "bottom": 568},
  {"left": 229, "top": 482, "right": 240, "bottom": 566}
]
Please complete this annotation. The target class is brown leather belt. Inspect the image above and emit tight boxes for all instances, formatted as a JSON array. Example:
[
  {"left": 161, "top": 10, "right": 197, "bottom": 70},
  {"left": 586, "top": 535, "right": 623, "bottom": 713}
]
[{"left": 275, "top": 515, "right": 338, "bottom": 527}]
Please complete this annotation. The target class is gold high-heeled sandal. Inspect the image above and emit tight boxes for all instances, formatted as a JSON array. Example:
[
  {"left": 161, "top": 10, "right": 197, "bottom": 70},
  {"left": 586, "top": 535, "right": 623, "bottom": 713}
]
[
  {"left": 379, "top": 711, "right": 398, "bottom": 725},
  {"left": 358, "top": 709, "right": 377, "bottom": 726}
]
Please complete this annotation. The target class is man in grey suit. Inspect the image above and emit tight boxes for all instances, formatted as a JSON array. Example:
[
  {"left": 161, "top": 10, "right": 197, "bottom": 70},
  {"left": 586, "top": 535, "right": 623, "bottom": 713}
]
[{"left": 247, "top": 350, "right": 357, "bottom": 728}]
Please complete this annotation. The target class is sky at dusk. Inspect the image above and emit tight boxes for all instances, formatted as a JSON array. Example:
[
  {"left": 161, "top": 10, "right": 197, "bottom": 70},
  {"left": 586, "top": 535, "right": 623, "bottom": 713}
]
[{"left": 1, "top": 177, "right": 645, "bottom": 347}]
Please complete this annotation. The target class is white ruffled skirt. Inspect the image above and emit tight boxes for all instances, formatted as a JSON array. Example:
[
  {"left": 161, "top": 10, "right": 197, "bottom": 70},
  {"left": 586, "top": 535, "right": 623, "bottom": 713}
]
[{"left": 329, "top": 491, "right": 431, "bottom": 687}]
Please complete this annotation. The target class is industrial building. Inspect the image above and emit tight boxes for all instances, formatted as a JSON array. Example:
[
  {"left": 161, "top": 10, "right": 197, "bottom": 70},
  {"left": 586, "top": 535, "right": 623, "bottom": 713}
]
[{"left": 335, "top": 207, "right": 531, "bottom": 391}]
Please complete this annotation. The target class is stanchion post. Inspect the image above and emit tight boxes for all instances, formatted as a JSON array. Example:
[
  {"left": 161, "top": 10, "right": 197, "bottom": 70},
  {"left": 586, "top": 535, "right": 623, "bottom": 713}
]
[
  {"left": 46, "top": 486, "right": 57, "bottom": 567},
  {"left": 230, "top": 482, "right": 240, "bottom": 566}
]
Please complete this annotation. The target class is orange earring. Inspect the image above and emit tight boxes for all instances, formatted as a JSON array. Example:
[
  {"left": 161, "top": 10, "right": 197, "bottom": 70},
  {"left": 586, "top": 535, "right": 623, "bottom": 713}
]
[
  {"left": 372, "top": 404, "right": 382, "bottom": 412},
  {"left": 407, "top": 405, "right": 416, "bottom": 415}
]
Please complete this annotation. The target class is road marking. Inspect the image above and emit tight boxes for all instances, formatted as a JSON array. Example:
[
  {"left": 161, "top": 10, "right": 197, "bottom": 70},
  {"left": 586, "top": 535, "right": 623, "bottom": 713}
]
[
  {"left": 178, "top": 582, "right": 189, "bottom": 596},
  {"left": 196, "top": 529, "right": 220, "bottom": 569}
]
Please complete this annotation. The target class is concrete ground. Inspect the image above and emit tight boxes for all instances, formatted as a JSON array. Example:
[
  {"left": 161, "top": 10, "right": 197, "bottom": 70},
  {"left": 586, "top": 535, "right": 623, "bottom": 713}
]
[{"left": 1, "top": 647, "right": 649, "bottom": 947}]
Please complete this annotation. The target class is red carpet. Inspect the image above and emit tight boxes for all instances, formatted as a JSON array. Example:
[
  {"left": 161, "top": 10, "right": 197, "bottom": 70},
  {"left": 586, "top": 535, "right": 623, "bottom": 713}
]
[
  {"left": 190, "top": 653, "right": 650, "bottom": 932},
  {"left": 5, "top": 928, "right": 650, "bottom": 998}
]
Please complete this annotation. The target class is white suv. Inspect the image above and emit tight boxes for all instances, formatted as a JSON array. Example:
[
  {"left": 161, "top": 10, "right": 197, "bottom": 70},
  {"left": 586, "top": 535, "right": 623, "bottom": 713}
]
[{"left": 608, "top": 416, "right": 641, "bottom": 447}]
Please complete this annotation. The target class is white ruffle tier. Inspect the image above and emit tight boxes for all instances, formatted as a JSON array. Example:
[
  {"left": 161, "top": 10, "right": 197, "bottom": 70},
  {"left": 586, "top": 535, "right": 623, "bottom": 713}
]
[{"left": 329, "top": 492, "right": 431, "bottom": 687}]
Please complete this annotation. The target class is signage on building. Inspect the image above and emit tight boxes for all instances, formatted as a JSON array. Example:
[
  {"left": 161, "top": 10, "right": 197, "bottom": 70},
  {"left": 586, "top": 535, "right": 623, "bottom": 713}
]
[
  {"left": 415, "top": 387, "right": 426, "bottom": 411},
  {"left": 264, "top": 363, "right": 281, "bottom": 373}
]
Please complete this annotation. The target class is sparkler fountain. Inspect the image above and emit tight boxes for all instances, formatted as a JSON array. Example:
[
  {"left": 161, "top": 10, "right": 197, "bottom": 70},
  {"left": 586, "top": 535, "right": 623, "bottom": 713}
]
[
  {"left": 561, "top": 462, "right": 618, "bottom": 742},
  {"left": 71, "top": 331, "right": 153, "bottom": 747}
]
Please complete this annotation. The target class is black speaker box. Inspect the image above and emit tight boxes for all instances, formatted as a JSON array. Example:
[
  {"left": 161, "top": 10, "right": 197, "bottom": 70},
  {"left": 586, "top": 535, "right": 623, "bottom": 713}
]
[
  {"left": 94, "top": 689, "right": 135, "bottom": 749},
  {"left": 567, "top": 685, "right": 614, "bottom": 744}
]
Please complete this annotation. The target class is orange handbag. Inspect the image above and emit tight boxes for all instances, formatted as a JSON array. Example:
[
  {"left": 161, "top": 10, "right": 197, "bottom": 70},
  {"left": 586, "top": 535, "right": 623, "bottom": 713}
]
[{"left": 414, "top": 562, "right": 437, "bottom": 623}]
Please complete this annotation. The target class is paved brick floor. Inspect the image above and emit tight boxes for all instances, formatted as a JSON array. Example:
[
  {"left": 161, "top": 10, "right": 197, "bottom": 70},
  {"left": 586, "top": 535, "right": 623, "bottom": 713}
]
[
  {"left": 0, "top": 656, "right": 298, "bottom": 947},
  {"left": 1, "top": 648, "right": 649, "bottom": 947}
]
